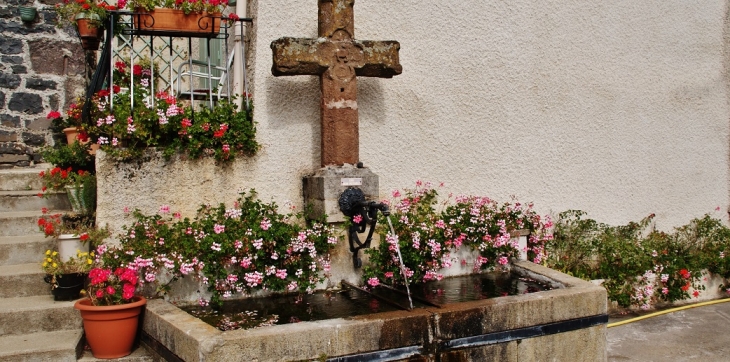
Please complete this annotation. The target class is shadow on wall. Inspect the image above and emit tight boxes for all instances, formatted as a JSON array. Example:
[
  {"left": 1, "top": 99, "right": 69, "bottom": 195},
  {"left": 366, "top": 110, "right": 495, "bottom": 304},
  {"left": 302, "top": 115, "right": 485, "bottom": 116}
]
[
  {"left": 359, "top": 78, "right": 386, "bottom": 127},
  {"left": 265, "top": 76, "right": 320, "bottom": 166}
]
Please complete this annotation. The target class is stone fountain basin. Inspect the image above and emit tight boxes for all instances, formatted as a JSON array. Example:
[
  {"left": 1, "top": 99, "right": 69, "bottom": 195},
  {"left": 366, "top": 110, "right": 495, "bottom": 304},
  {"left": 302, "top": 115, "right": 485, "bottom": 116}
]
[{"left": 142, "top": 261, "right": 607, "bottom": 361}]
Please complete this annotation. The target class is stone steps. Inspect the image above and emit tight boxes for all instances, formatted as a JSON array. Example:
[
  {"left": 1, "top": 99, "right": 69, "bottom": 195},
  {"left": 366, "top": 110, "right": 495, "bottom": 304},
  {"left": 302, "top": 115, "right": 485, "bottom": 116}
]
[
  {"left": 0, "top": 165, "right": 44, "bottom": 192},
  {"left": 0, "top": 329, "right": 83, "bottom": 362},
  {"left": 0, "top": 190, "right": 72, "bottom": 212},
  {"left": 0, "top": 168, "right": 157, "bottom": 361},
  {"left": 0, "top": 263, "right": 49, "bottom": 298},
  {"left": 0, "top": 210, "right": 57, "bottom": 237},
  {"left": 0, "top": 235, "right": 53, "bottom": 265},
  {"left": 0, "top": 295, "right": 81, "bottom": 336}
]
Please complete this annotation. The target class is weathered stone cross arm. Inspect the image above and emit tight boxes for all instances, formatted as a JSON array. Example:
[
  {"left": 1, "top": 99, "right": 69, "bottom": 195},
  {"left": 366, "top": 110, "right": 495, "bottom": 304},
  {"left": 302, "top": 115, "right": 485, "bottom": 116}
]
[{"left": 271, "top": 37, "right": 402, "bottom": 78}]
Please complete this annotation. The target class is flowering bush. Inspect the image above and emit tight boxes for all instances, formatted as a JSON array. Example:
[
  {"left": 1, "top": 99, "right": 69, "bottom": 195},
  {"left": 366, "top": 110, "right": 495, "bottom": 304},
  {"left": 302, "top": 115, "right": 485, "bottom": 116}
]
[
  {"left": 97, "top": 191, "right": 339, "bottom": 308},
  {"left": 47, "top": 59, "right": 258, "bottom": 163},
  {"left": 86, "top": 267, "right": 140, "bottom": 305},
  {"left": 362, "top": 182, "right": 551, "bottom": 287},
  {"left": 127, "top": 0, "right": 230, "bottom": 14},
  {"left": 545, "top": 210, "right": 726, "bottom": 309}
]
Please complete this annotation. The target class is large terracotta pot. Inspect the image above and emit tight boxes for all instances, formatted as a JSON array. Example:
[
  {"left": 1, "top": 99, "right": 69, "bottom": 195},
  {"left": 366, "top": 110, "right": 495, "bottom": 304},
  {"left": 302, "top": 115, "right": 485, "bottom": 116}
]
[
  {"left": 133, "top": 8, "right": 221, "bottom": 34},
  {"left": 74, "top": 296, "right": 147, "bottom": 359},
  {"left": 63, "top": 127, "right": 80, "bottom": 144}
]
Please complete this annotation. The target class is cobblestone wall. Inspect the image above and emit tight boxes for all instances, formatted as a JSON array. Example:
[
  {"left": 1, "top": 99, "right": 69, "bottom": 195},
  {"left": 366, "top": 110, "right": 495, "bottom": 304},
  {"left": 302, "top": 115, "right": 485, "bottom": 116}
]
[{"left": 0, "top": 0, "right": 87, "bottom": 168}]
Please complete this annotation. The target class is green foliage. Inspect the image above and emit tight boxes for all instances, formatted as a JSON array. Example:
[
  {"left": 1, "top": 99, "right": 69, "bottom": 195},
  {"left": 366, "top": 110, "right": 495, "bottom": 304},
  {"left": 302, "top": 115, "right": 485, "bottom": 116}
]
[
  {"left": 99, "top": 191, "right": 338, "bottom": 308},
  {"left": 40, "top": 142, "right": 95, "bottom": 173},
  {"left": 49, "top": 60, "right": 259, "bottom": 165},
  {"left": 545, "top": 210, "right": 730, "bottom": 309}
]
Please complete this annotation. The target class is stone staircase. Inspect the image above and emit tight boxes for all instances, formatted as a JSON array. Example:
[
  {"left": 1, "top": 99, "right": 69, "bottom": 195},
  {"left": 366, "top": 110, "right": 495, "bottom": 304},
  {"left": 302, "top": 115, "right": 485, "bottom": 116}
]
[{"left": 0, "top": 166, "right": 157, "bottom": 361}]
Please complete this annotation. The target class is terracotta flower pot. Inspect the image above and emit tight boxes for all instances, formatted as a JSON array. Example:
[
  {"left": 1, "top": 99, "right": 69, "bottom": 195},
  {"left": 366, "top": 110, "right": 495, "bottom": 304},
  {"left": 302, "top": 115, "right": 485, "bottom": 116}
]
[
  {"left": 74, "top": 296, "right": 147, "bottom": 359},
  {"left": 75, "top": 14, "right": 104, "bottom": 50},
  {"left": 63, "top": 127, "right": 80, "bottom": 144}
]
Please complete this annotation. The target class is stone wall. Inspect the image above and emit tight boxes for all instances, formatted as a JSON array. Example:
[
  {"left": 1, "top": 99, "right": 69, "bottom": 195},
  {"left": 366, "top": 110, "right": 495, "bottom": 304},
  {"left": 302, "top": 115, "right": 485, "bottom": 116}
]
[{"left": 0, "top": 0, "right": 86, "bottom": 168}]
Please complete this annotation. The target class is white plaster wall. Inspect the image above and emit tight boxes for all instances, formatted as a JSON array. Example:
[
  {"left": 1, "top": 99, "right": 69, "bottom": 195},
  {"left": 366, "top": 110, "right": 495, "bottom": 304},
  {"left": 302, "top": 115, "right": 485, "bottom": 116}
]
[{"left": 98, "top": 1, "right": 730, "bottom": 238}]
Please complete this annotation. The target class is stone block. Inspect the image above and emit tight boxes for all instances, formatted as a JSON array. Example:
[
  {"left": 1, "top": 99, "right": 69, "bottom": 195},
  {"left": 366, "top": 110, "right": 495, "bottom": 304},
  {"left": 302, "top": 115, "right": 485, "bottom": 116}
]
[
  {"left": 0, "top": 91, "right": 5, "bottom": 108},
  {"left": 10, "top": 65, "right": 26, "bottom": 74},
  {"left": 0, "top": 73, "right": 21, "bottom": 89},
  {"left": 0, "top": 114, "right": 20, "bottom": 127},
  {"left": 49, "top": 94, "right": 59, "bottom": 110},
  {"left": 26, "top": 77, "right": 57, "bottom": 90},
  {"left": 303, "top": 165, "right": 380, "bottom": 223},
  {"left": 0, "top": 8, "right": 12, "bottom": 18},
  {"left": 8, "top": 92, "right": 43, "bottom": 114},
  {"left": 0, "top": 154, "right": 30, "bottom": 163},
  {"left": 64, "top": 77, "right": 85, "bottom": 108},
  {"left": 0, "top": 37, "right": 22, "bottom": 55},
  {"left": 0, "top": 20, "right": 56, "bottom": 35},
  {"left": 0, "top": 142, "right": 24, "bottom": 154},
  {"left": 21, "top": 131, "right": 45, "bottom": 146},
  {"left": 0, "top": 131, "right": 17, "bottom": 142},
  {"left": 26, "top": 116, "right": 51, "bottom": 130},
  {"left": 29, "top": 39, "right": 84, "bottom": 76},
  {"left": 1, "top": 56, "right": 23, "bottom": 65}
]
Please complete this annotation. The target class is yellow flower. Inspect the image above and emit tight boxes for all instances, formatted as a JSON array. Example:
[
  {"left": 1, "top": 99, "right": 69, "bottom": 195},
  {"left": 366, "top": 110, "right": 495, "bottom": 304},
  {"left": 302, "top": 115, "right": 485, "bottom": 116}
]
[
  {"left": 52, "top": 263, "right": 57, "bottom": 268},
  {"left": 52, "top": 251, "right": 58, "bottom": 256},
  {"left": 42, "top": 262, "right": 47, "bottom": 267},
  {"left": 46, "top": 258, "right": 52, "bottom": 263},
  {"left": 87, "top": 259, "right": 93, "bottom": 265},
  {"left": 45, "top": 250, "right": 51, "bottom": 255}
]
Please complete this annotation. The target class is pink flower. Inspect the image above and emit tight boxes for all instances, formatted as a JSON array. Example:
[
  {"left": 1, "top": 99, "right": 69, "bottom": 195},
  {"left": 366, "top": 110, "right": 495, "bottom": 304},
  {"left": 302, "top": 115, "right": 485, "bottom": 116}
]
[
  {"left": 352, "top": 214, "right": 363, "bottom": 224},
  {"left": 498, "top": 256, "right": 509, "bottom": 265},
  {"left": 367, "top": 277, "right": 379, "bottom": 287},
  {"left": 106, "top": 286, "right": 116, "bottom": 295},
  {"left": 159, "top": 205, "right": 170, "bottom": 214},
  {"left": 260, "top": 218, "right": 271, "bottom": 230},
  {"left": 384, "top": 272, "right": 394, "bottom": 278},
  {"left": 95, "top": 289, "right": 104, "bottom": 298},
  {"left": 214, "top": 224, "right": 225, "bottom": 234}
]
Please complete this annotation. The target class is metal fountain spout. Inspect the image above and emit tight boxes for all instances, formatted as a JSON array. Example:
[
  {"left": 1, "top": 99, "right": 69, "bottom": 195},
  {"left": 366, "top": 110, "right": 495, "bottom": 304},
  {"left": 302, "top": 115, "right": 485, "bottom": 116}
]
[{"left": 338, "top": 188, "right": 389, "bottom": 268}]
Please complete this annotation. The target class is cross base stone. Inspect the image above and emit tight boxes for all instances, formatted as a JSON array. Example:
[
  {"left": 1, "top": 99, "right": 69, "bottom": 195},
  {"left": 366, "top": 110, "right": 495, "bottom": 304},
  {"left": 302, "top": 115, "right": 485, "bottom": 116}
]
[{"left": 303, "top": 164, "right": 379, "bottom": 223}]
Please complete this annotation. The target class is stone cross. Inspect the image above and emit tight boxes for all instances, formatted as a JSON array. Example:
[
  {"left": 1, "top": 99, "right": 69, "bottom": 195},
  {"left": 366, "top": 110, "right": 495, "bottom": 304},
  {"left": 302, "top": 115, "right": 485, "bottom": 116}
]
[{"left": 271, "top": 0, "right": 402, "bottom": 167}]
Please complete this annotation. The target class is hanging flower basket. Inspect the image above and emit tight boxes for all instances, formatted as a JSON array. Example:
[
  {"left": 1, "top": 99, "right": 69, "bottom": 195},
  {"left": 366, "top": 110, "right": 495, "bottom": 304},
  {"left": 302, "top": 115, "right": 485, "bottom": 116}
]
[
  {"left": 75, "top": 13, "right": 104, "bottom": 50},
  {"left": 133, "top": 8, "right": 221, "bottom": 34}
]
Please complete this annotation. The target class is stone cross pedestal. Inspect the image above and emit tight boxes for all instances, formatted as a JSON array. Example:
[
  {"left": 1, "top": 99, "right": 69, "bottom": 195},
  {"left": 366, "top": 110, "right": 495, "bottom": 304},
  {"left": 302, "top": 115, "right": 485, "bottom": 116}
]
[
  {"left": 271, "top": 0, "right": 402, "bottom": 167},
  {"left": 271, "top": 0, "right": 402, "bottom": 222}
]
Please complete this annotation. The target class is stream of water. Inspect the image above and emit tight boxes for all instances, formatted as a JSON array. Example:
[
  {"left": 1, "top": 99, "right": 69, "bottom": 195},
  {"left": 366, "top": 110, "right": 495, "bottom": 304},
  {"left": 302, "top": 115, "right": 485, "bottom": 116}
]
[{"left": 386, "top": 216, "right": 414, "bottom": 310}]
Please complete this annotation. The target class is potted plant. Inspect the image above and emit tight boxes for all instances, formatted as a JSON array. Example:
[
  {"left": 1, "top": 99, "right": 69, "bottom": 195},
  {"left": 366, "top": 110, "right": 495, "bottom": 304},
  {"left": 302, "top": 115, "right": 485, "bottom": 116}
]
[
  {"left": 126, "top": 0, "right": 230, "bottom": 34},
  {"left": 38, "top": 211, "right": 104, "bottom": 261},
  {"left": 74, "top": 266, "right": 146, "bottom": 358},
  {"left": 42, "top": 249, "right": 94, "bottom": 301},
  {"left": 53, "top": 0, "right": 116, "bottom": 50},
  {"left": 39, "top": 166, "right": 96, "bottom": 214}
]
